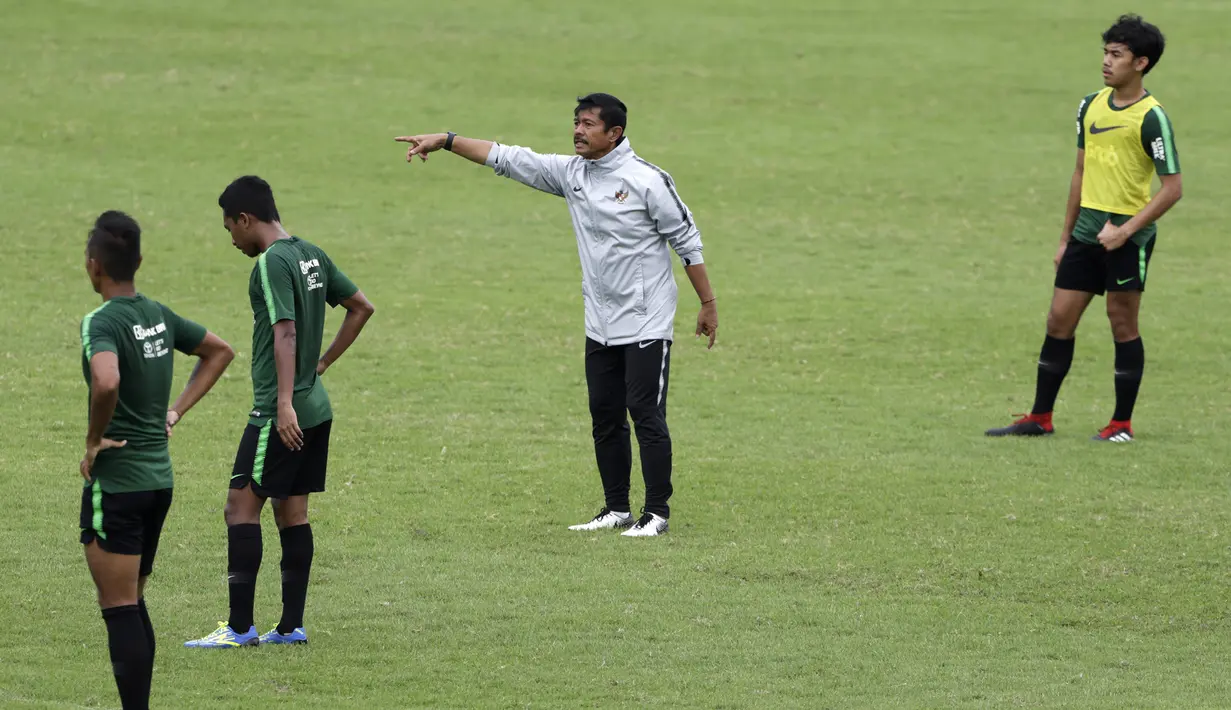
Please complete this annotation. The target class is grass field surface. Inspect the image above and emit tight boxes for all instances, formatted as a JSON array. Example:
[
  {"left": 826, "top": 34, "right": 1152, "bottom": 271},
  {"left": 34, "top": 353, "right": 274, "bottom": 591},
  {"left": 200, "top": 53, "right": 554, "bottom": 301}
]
[{"left": 2, "top": 0, "right": 1230, "bottom": 707}]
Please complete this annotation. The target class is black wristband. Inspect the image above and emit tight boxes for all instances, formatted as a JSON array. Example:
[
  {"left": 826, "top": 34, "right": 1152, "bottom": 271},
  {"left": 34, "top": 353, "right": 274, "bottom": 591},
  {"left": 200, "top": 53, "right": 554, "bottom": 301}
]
[{"left": 444, "top": 132, "right": 456, "bottom": 151}]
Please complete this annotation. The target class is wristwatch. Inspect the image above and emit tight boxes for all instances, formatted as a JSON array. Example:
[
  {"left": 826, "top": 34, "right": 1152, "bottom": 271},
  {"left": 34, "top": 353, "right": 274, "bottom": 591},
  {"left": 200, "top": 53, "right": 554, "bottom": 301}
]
[{"left": 444, "top": 132, "right": 456, "bottom": 151}]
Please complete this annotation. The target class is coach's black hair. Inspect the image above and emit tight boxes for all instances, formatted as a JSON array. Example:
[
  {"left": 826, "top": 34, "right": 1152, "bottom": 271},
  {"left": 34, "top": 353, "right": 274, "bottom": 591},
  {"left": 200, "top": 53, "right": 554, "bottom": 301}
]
[
  {"left": 1102, "top": 14, "right": 1165, "bottom": 75},
  {"left": 218, "top": 175, "right": 281, "bottom": 223},
  {"left": 88, "top": 210, "right": 142, "bottom": 282},
  {"left": 575, "top": 93, "right": 627, "bottom": 134}
]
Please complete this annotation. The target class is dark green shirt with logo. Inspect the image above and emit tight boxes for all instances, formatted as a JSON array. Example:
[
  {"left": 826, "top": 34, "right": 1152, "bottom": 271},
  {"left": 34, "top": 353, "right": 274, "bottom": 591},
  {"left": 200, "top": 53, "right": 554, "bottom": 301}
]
[
  {"left": 81, "top": 295, "right": 206, "bottom": 493},
  {"left": 247, "top": 237, "right": 357, "bottom": 428}
]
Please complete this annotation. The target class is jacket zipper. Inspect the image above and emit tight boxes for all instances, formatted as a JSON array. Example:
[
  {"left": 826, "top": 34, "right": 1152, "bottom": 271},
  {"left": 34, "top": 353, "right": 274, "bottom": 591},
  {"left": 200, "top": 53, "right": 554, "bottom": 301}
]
[{"left": 583, "top": 163, "right": 609, "bottom": 345}]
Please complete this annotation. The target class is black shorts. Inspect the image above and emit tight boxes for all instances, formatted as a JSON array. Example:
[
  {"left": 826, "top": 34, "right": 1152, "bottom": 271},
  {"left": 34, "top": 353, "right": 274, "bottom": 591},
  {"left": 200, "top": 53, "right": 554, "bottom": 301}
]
[
  {"left": 230, "top": 419, "right": 332, "bottom": 499},
  {"left": 1055, "top": 239, "right": 1155, "bottom": 295},
  {"left": 79, "top": 484, "right": 173, "bottom": 577}
]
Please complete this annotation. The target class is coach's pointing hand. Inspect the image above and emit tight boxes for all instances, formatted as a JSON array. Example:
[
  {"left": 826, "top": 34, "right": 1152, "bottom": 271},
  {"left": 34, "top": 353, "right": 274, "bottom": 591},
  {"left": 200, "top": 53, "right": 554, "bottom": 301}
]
[
  {"left": 696, "top": 301, "right": 718, "bottom": 349},
  {"left": 394, "top": 134, "right": 447, "bottom": 163}
]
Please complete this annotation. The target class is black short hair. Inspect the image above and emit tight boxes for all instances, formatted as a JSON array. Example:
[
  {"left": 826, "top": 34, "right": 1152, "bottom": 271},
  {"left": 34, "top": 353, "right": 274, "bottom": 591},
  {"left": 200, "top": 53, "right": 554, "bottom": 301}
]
[
  {"left": 1102, "top": 14, "right": 1165, "bottom": 74},
  {"left": 88, "top": 210, "right": 141, "bottom": 282},
  {"left": 218, "top": 175, "right": 281, "bottom": 223},
  {"left": 575, "top": 93, "right": 627, "bottom": 133}
]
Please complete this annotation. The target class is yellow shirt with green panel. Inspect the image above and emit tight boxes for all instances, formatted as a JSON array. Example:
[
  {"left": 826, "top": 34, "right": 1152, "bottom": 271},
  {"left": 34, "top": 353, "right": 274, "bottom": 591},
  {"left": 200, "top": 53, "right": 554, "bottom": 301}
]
[{"left": 1073, "top": 87, "right": 1180, "bottom": 247}]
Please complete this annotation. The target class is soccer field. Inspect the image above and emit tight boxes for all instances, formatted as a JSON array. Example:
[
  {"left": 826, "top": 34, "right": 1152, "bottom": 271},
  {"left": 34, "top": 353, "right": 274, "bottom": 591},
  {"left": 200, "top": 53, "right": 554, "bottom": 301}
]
[{"left": 3, "top": 0, "right": 1231, "bottom": 707}]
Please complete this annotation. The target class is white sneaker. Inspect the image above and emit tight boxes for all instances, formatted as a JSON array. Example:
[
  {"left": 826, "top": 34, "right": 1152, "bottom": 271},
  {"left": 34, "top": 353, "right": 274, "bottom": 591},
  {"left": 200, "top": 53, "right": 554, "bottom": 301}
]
[
  {"left": 621, "top": 512, "right": 669, "bottom": 537},
  {"left": 568, "top": 507, "right": 633, "bottom": 531}
]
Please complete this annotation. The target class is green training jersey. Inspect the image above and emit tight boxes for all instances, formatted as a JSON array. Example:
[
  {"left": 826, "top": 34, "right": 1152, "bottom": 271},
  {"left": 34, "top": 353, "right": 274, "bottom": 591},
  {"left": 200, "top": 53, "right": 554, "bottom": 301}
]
[
  {"left": 247, "top": 236, "right": 357, "bottom": 428},
  {"left": 80, "top": 295, "right": 206, "bottom": 493}
]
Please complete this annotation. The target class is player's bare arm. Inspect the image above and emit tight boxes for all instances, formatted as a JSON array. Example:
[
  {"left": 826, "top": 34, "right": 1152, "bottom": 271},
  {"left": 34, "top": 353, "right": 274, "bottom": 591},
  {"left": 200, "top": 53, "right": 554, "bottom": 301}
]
[
  {"left": 395, "top": 134, "right": 493, "bottom": 165},
  {"left": 167, "top": 331, "right": 236, "bottom": 436},
  {"left": 82, "top": 351, "right": 126, "bottom": 481},
  {"left": 685, "top": 264, "right": 718, "bottom": 349},
  {"left": 273, "top": 320, "right": 303, "bottom": 451},
  {"left": 1058, "top": 149, "right": 1086, "bottom": 270},
  {"left": 317, "top": 290, "right": 374, "bottom": 375},
  {"left": 1097, "top": 172, "right": 1183, "bottom": 250}
]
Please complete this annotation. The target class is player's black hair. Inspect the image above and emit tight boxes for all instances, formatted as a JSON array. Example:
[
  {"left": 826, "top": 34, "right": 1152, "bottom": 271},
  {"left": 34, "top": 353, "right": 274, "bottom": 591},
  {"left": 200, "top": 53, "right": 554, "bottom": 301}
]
[
  {"left": 575, "top": 93, "right": 627, "bottom": 134},
  {"left": 1102, "top": 14, "right": 1165, "bottom": 74},
  {"left": 218, "top": 175, "right": 281, "bottom": 223},
  {"left": 87, "top": 210, "right": 141, "bottom": 282}
]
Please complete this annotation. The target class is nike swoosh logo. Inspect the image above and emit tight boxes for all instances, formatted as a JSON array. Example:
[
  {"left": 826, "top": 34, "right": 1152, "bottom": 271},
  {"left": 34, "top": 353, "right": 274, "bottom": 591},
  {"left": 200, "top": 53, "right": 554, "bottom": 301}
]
[
  {"left": 1116, "top": 277, "right": 1134, "bottom": 285},
  {"left": 638, "top": 341, "right": 655, "bottom": 349},
  {"left": 572, "top": 186, "right": 581, "bottom": 192},
  {"left": 1090, "top": 123, "right": 1126, "bottom": 135}
]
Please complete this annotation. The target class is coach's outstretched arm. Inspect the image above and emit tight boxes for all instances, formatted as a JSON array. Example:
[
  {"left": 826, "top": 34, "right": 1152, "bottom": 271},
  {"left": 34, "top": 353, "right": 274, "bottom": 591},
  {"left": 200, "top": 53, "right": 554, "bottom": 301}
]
[
  {"left": 395, "top": 133, "right": 572, "bottom": 197},
  {"left": 397, "top": 133, "right": 492, "bottom": 165}
]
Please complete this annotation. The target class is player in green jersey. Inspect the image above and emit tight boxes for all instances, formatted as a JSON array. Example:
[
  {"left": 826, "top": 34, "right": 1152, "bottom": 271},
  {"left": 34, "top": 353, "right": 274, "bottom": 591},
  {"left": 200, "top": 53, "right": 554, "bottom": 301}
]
[
  {"left": 80, "top": 211, "right": 234, "bottom": 709},
  {"left": 185, "top": 176, "right": 374, "bottom": 649}
]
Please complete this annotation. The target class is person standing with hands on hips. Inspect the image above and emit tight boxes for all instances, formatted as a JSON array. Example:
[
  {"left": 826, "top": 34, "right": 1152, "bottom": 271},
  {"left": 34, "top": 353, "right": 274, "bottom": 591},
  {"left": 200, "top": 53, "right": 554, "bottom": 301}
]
[{"left": 396, "top": 93, "right": 717, "bottom": 536}]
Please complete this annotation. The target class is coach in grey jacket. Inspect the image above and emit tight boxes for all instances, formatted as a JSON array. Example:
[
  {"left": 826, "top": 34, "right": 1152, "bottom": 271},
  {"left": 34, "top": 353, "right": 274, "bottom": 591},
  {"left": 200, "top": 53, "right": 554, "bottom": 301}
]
[{"left": 395, "top": 93, "right": 717, "bottom": 537}]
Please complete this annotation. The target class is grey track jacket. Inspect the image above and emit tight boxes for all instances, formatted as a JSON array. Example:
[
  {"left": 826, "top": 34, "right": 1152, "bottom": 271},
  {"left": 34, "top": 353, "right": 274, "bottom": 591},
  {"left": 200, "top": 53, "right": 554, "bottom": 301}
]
[{"left": 485, "top": 139, "right": 704, "bottom": 346}]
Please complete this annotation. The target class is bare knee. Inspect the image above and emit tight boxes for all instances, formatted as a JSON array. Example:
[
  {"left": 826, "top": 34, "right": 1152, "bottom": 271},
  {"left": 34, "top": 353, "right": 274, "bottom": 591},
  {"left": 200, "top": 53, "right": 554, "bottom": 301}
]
[
  {"left": 85, "top": 543, "right": 140, "bottom": 609},
  {"left": 224, "top": 487, "right": 263, "bottom": 527},
  {"left": 1045, "top": 308, "right": 1078, "bottom": 339},
  {"left": 1107, "top": 311, "right": 1139, "bottom": 341},
  {"left": 1106, "top": 298, "right": 1140, "bottom": 342},
  {"left": 1045, "top": 289, "right": 1093, "bottom": 340},
  {"left": 273, "top": 509, "right": 309, "bottom": 531},
  {"left": 99, "top": 589, "right": 139, "bottom": 609},
  {"left": 272, "top": 498, "right": 309, "bottom": 531},
  {"left": 223, "top": 499, "right": 249, "bottom": 527}
]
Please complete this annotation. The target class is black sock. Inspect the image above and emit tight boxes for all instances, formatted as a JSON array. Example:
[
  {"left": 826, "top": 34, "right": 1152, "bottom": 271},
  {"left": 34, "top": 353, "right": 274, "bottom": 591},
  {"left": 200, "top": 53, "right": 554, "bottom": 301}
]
[
  {"left": 102, "top": 605, "right": 151, "bottom": 710},
  {"left": 227, "top": 523, "right": 262, "bottom": 632},
  {"left": 277, "top": 524, "right": 314, "bottom": 634},
  {"left": 1113, "top": 337, "right": 1145, "bottom": 421},
  {"left": 137, "top": 597, "right": 154, "bottom": 659},
  {"left": 1032, "top": 335, "right": 1075, "bottom": 415}
]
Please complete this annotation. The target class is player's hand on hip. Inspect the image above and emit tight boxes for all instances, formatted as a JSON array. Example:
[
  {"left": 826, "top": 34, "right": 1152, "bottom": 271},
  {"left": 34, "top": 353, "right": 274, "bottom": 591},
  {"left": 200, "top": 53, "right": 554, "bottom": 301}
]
[
  {"left": 1054, "top": 242, "right": 1067, "bottom": 272},
  {"left": 276, "top": 403, "right": 304, "bottom": 451},
  {"left": 1097, "top": 221, "right": 1130, "bottom": 251},
  {"left": 696, "top": 302, "right": 718, "bottom": 350},
  {"left": 165, "top": 409, "right": 181, "bottom": 438},
  {"left": 394, "top": 134, "right": 447, "bottom": 163},
  {"left": 81, "top": 438, "right": 127, "bottom": 482}
]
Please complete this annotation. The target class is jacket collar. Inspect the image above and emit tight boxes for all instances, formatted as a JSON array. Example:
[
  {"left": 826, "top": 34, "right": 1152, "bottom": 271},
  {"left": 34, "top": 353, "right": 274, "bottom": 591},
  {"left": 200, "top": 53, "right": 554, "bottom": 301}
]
[{"left": 584, "top": 139, "right": 634, "bottom": 173}]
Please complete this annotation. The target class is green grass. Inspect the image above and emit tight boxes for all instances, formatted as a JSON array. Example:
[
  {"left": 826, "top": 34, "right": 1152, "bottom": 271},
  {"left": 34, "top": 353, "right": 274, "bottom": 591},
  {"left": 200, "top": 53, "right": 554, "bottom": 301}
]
[{"left": 3, "top": 0, "right": 1231, "bottom": 707}]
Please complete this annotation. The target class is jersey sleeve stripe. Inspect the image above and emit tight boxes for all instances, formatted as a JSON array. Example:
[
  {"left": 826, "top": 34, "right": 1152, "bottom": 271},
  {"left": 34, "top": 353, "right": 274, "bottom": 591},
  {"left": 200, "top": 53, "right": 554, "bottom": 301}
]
[
  {"left": 257, "top": 252, "right": 279, "bottom": 326},
  {"left": 81, "top": 314, "right": 94, "bottom": 359},
  {"left": 1150, "top": 106, "right": 1178, "bottom": 174},
  {"left": 80, "top": 302, "right": 109, "bottom": 359},
  {"left": 633, "top": 157, "right": 692, "bottom": 228}
]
